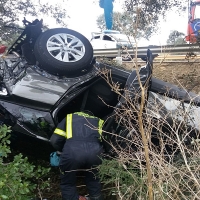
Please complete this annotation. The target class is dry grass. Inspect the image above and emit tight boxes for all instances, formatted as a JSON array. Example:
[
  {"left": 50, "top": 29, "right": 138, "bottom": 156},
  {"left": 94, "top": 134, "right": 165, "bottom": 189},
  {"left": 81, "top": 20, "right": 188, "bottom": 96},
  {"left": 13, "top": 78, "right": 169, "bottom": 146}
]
[
  {"left": 122, "top": 61, "right": 200, "bottom": 94},
  {"left": 98, "top": 65, "right": 200, "bottom": 200}
]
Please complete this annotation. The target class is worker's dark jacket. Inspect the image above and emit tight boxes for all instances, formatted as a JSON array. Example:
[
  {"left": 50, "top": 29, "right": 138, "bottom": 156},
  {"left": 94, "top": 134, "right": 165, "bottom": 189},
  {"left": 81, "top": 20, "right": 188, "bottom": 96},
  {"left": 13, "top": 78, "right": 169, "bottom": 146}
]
[
  {"left": 50, "top": 112, "right": 104, "bottom": 152},
  {"left": 50, "top": 112, "right": 104, "bottom": 199}
]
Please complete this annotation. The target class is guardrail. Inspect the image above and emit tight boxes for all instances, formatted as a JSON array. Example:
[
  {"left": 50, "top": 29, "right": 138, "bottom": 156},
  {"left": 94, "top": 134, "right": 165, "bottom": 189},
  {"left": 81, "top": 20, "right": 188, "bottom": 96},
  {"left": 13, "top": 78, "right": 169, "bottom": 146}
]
[
  {"left": 130, "top": 54, "right": 200, "bottom": 63},
  {"left": 155, "top": 54, "right": 200, "bottom": 60},
  {"left": 93, "top": 44, "right": 200, "bottom": 58}
]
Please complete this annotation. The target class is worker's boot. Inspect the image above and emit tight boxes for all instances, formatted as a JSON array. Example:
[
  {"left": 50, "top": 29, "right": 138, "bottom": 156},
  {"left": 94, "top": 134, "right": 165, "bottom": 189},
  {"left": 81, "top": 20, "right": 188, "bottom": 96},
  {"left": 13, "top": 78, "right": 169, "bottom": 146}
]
[{"left": 89, "top": 193, "right": 104, "bottom": 200}]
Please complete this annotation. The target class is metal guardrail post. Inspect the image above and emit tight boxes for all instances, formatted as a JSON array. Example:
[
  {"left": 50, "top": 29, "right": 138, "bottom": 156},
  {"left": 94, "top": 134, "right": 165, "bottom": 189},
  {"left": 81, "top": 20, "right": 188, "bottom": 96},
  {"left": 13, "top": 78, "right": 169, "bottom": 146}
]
[{"left": 117, "top": 48, "right": 121, "bottom": 57}]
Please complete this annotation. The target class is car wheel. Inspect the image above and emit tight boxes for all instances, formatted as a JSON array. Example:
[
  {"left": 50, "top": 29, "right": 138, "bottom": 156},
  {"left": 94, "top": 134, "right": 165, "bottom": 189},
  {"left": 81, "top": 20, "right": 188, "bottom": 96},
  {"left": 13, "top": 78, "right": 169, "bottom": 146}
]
[{"left": 34, "top": 28, "right": 94, "bottom": 77}]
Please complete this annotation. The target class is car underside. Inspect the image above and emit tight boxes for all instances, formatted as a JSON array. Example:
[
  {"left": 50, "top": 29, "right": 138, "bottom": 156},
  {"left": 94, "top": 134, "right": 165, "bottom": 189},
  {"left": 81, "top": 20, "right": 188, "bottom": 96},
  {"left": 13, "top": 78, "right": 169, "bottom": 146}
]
[{"left": 0, "top": 18, "right": 199, "bottom": 148}]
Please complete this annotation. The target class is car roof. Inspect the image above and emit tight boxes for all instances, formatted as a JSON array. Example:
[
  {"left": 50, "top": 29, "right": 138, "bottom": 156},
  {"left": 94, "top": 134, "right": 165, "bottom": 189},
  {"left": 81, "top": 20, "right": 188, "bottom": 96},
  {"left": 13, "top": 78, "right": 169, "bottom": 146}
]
[{"left": 102, "top": 30, "right": 121, "bottom": 34}]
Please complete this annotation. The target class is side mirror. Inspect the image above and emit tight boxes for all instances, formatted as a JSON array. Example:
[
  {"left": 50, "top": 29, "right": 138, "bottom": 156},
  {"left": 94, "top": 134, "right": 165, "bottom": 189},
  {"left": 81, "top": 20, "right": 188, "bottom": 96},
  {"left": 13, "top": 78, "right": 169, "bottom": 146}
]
[{"left": 0, "top": 45, "right": 7, "bottom": 54}]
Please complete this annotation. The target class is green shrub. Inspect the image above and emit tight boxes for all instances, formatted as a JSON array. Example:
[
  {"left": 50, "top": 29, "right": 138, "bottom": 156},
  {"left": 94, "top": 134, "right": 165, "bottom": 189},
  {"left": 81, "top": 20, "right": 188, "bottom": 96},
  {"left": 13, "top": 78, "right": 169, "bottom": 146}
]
[
  {"left": 98, "top": 158, "right": 147, "bottom": 200},
  {"left": 0, "top": 124, "right": 50, "bottom": 200}
]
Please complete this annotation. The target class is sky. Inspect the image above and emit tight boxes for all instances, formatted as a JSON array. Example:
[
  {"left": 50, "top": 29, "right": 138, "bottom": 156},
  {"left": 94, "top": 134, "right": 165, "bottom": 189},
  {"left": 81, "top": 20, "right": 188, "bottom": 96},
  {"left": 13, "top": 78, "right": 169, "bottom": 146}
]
[
  {"left": 45, "top": 0, "right": 188, "bottom": 46},
  {"left": 65, "top": 0, "right": 123, "bottom": 38}
]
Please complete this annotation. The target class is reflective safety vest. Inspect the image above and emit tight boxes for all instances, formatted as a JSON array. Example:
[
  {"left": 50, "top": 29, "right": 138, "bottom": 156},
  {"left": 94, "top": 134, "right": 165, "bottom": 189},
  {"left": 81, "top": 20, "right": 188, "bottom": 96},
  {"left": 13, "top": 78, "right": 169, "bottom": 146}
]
[{"left": 54, "top": 112, "right": 104, "bottom": 141}]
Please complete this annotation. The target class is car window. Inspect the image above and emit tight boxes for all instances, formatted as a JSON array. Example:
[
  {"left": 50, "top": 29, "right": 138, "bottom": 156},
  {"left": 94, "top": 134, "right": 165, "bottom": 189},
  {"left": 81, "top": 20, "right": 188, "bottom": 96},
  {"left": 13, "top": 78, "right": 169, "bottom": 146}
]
[
  {"left": 94, "top": 36, "right": 100, "bottom": 39},
  {"left": 103, "top": 35, "right": 115, "bottom": 42}
]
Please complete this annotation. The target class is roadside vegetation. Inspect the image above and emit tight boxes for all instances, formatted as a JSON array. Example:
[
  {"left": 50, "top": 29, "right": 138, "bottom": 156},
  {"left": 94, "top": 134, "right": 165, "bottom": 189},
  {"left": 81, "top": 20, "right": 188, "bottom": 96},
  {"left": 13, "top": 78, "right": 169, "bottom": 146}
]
[
  {"left": 0, "top": 0, "right": 67, "bottom": 45},
  {"left": 98, "top": 65, "right": 200, "bottom": 199},
  {"left": 0, "top": 125, "right": 51, "bottom": 199},
  {"left": 97, "top": 0, "right": 200, "bottom": 200}
]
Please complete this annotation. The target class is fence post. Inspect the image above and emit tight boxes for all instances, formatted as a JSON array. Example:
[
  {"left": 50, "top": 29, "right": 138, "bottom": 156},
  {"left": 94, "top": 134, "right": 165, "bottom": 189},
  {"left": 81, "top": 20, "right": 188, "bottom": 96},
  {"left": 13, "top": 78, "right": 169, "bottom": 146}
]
[{"left": 117, "top": 48, "right": 121, "bottom": 57}]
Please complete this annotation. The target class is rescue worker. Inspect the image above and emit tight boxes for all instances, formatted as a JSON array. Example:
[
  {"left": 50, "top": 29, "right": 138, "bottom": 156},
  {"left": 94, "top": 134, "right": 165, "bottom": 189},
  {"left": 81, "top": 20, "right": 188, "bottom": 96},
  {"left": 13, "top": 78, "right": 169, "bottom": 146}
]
[{"left": 50, "top": 111, "right": 104, "bottom": 200}]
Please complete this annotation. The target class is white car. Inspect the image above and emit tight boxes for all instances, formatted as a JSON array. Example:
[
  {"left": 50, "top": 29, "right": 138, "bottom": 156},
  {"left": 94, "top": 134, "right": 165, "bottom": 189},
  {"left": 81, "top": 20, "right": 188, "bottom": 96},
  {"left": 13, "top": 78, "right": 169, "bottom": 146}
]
[{"left": 90, "top": 30, "right": 135, "bottom": 61}]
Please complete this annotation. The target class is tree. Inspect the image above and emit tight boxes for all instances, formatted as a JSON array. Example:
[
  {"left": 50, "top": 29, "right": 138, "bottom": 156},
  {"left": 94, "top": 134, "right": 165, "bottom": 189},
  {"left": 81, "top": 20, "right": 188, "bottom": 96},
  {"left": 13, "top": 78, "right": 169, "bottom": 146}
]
[
  {"left": 0, "top": 0, "right": 67, "bottom": 45},
  {"left": 166, "top": 30, "right": 187, "bottom": 45},
  {"left": 96, "top": 0, "right": 187, "bottom": 40},
  {"left": 96, "top": 11, "right": 153, "bottom": 39},
  {"left": 97, "top": 12, "right": 133, "bottom": 32}
]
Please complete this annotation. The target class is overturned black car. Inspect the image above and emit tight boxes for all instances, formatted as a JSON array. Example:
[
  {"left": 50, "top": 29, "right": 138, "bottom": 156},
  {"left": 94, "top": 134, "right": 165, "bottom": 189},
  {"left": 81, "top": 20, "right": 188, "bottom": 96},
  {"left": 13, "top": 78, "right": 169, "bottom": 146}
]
[{"left": 0, "top": 19, "right": 199, "bottom": 146}]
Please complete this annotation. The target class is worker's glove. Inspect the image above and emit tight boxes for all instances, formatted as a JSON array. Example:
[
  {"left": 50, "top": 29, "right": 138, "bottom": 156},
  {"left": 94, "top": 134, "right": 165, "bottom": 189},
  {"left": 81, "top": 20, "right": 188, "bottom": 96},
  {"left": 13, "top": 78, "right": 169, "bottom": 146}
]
[{"left": 50, "top": 152, "right": 60, "bottom": 167}]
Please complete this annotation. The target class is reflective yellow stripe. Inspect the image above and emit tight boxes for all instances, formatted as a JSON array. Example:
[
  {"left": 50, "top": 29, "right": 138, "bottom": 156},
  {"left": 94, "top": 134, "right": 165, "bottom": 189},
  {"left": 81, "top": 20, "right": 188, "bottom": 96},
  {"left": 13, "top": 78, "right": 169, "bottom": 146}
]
[
  {"left": 54, "top": 128, "right": 66, "bottom": 137},
  {"left": 75, "top": 112, "right": 104, "bottom": 136},
  {"left": 66, "top": 114, "right": 72, "bottom": 139},
  {"left": 74, "top": 112, "right": 97, "bottom": 119},
  {"left": 98, "top": 119, "right": 104, "bottom": 136}
]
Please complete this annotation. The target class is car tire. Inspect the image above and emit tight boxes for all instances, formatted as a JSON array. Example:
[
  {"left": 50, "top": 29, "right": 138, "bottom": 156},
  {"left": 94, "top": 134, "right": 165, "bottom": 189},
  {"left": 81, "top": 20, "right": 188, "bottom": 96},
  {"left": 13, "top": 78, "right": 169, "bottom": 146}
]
[{"left": 34, "top": 28, "right": 94, "bottom": 77}]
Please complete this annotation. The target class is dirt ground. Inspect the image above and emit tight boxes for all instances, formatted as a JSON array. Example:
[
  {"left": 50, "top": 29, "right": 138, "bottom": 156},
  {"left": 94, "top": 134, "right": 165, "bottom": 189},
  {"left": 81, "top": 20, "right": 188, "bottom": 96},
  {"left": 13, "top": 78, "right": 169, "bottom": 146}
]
[{"left": 123, "top": 61, "right": 200, "bottom": 95}]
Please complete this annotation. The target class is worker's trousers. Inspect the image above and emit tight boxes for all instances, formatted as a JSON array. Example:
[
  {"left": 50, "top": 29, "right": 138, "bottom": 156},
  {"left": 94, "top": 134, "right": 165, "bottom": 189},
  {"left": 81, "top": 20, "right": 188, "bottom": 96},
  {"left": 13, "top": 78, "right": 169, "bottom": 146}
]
[{"left": 59, "top": 140, "right": 103, "bottom": 200}]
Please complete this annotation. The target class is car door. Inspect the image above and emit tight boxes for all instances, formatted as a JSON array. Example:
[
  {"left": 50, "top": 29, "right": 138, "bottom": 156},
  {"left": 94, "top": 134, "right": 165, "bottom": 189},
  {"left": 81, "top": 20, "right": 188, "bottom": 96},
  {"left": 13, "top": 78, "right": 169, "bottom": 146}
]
[
  {"left": 102, "top": 49, "right": 153, "bottom": 153},
  {"left": 90, "top": 35, "right": 105, "bottom": 49},
  {"left": 147, "top": 78, "right": 200, "bottom": 132},
  {"left": 101, "top": 34, "right": 117, "bottom": 49},
  {"left": 91, "top": 33, "right": 117, "bottom": 49}
]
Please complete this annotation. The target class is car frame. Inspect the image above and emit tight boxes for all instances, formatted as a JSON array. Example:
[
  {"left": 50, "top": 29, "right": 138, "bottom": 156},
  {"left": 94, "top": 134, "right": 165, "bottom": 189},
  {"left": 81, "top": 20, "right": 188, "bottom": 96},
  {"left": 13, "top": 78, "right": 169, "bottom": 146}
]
[{"left": 0, "top": 18, "right": 199, "bottom": 149}]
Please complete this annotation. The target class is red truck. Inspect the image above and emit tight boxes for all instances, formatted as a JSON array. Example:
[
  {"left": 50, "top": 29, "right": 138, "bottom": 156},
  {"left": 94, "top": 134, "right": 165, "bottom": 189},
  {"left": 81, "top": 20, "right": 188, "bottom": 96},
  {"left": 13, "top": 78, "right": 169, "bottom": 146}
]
[{"left": 186, "top": 0, "right": 200, "bottom": 43}]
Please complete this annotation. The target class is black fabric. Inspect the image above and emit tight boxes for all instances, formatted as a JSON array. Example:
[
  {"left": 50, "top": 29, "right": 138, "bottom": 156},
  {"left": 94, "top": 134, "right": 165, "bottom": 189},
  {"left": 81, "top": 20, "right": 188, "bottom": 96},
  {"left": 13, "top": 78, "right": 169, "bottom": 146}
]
[
  {"left": 71, "top": 114, "right": 100, "bottom": 141},
  {"left": 60, "top": 141, "right": 103, "bottom": 200},
  {"left": 50, "top": 113, "right": 104, "bottom": 200},
  {"left": 50, "top": 117, "right": 66, "bottom": 151},
  {"left": 50, "top": 133, "right": 65, "bottom": 152},
  {"left": 50, "top": 114, "right": 101, "bottom": 151}
]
